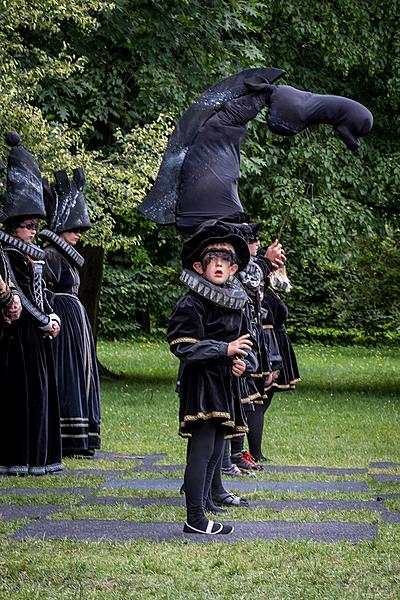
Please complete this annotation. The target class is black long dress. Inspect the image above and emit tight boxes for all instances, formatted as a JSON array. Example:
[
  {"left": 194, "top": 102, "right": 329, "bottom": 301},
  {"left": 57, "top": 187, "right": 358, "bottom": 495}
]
[
  {"left": 44, "top": 244, "right": 101, "bottom": 454},
  {"left": 0, "top": 244, "right": 63, "bottom": 475}
]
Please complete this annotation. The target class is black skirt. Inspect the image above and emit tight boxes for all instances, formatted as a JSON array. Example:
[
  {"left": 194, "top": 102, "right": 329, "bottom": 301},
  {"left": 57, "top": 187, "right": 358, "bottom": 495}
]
[
  {"left": 267, "top": 325, "right": 300, "bottom": 392},
  {"left": 51, "top": 293, "right": 101, "bottom": 453},
  {"left": 0, "top": 316, "right": 63, "bottom": 475}
]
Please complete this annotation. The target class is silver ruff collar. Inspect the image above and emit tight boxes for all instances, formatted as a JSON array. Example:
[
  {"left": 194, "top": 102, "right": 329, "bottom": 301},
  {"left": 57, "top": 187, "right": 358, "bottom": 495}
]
[
  {"left": 39, "top": 229, "right": 85, "bottom": 267},
  {"left": 180, "top": 268, "right": 248, "bottom": 309},
  {"left": 238, "top": 257, "right": 263, "bottom": 293},
  {"left": 0, "top": 229, "right": 45, "bottom": 260}
]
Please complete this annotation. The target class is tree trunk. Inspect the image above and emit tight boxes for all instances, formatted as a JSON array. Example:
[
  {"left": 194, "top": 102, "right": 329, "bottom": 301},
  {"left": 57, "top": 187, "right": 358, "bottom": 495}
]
[{"left": 77, "top": 244, "right": 104, "bottom": 340}]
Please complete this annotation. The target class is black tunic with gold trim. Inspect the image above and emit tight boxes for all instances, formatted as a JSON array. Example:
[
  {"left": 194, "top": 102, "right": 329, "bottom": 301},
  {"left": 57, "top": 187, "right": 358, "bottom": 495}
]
[
  {"left": 167, "top": 272, "right": 257, "bottom": 438},
  {"left": 263, "top": 286, "right": 300, "bottom": 391}
]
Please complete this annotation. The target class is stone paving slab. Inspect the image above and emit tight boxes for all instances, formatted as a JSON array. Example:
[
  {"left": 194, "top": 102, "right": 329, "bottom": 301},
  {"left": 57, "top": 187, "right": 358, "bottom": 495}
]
[
  {"left": 133, "top": 464, "right": 184, "bottom": 473},
  {"left": 381, "top": 512, "right": 400, "bottom": 524},
  {"left": 371, "top": 474, "right": 400, "bottom": 483},
  {"left": 95, "top": 451, "right": 145, "bottom": 461},
  {"left": 54, "top": 469, "right": 127, "bottom": 478},
  {"left": 0, "top": 505, "right": 62, "bottom": 520},
  {"left": 9, "top": 519, "right": 378, "bottom": 543},
  {"left": 375, "top": 493, "right": 400, "bottom": 499},
  {"left": 102, "top": 478, "right": 369, "bottom": 494},
  {"left": 369, "top": 462, "right": 400, "bottom": 469},
  {"left": 84, "top": 495, "right": 385, "bottom": 512},
  {"left": 134, "top": 464, "right": 367, "bottom": 475},
  {"left": 0, "top": 487, "right": 93, "bottom": 497}
]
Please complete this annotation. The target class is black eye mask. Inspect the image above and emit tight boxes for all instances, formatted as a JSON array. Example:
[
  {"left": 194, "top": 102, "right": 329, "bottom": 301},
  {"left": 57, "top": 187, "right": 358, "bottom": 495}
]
[{"left": 200, "top": 247, "right": 237, "bottom": 268}]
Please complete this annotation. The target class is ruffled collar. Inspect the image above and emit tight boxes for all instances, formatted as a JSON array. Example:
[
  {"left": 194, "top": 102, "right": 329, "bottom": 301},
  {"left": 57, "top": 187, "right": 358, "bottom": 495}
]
[
  {"left": 0, "top": 229, "right": 45, "bottom": 260},
  {"left": 39, "top": 229, "right": 84, "bottom": 267},
  {"left": 238, "top": 257, "right": 263, "bottom": 293},
  {"left": 180, "top": 268, "right": 248, "bottom": 309}
]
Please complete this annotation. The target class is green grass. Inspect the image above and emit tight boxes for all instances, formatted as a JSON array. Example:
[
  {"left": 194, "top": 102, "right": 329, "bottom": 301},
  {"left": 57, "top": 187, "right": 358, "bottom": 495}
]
[{"left": 0, "top": 340, "right": 399, "bottom": 599}]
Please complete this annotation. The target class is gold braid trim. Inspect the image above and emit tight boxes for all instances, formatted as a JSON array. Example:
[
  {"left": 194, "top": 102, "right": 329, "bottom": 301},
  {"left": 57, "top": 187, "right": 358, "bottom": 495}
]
[
  {"left": 290, "top": 378, "right": 301, "bottom": 385},
  {"left": 265, "top": 382, "right": 293, "bottom": 392},
  {"left": 262, "top": 324, "right": 273, "bottom": 329},
  {"left": 241, "top": 392, "right": 261, "bottom": 404},
  {"left": 251, "top": 371, "right": 271, "bottom": 378},
  {"left": 182, "top": 411, "right": 232, "bottom": 423},
  {"left": 221, "top": 419, "right": 235, "bottom": 429},
  {"left": 170, "top": 337, "right": 200, "bottom": 346}
]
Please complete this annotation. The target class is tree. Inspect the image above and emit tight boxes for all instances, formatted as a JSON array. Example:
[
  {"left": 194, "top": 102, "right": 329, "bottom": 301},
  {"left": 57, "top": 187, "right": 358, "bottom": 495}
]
[{"left": 1, "top": 0, "right": 399, "bottom": 340}]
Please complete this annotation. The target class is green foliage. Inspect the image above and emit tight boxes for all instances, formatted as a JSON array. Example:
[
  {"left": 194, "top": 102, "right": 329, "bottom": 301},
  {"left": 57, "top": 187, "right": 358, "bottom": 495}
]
[
  {"left": 98, "top": 260, "right": 183, "bottom": 339},
  {"left": 0, "top": 0, "right": 399, "bottom": 339}
]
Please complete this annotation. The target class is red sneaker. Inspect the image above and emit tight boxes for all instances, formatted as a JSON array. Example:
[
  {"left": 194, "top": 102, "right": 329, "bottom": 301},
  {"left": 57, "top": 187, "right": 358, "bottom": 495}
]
[{"left": 241, "top": 451, "right": 263, "bottom": 470}]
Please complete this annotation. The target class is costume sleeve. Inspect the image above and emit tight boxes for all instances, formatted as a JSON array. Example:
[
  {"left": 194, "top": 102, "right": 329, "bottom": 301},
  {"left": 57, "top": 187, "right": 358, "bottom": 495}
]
[
  {"left": 44, "top": 247, "right": 62, "bottom": 295},
  {"left": 255, "top": 255, "right": 273, "bottom": 280},
  {"left": 0, "top": 276, "right": 12, "bottom": 307},
  {"left": 239, "top": 303, "right": 259, "bottom": 374},
  {"left": 167, "top": 295, "right": 229, "bottom": 364},
  {"left": 0, "top": 250, "right": 13, "bottom": 307},
  {"left": 5, "top": 248, "right": 52, "bottom": 328}
]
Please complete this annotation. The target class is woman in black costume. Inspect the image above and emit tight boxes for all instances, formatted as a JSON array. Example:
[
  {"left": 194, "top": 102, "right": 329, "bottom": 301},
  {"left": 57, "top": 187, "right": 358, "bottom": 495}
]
[
  {"left": 0, "top": 132, "right": 62, "bottom": 475},
  {"left": 263, "top": 267, "right": 300, "bottom": 394},
  {"left": 40, "top": 168, "right": 101, "bottom": 457}
]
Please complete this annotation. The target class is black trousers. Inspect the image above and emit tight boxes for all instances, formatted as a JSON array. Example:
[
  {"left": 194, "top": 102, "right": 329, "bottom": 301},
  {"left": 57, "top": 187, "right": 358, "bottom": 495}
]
[
  {"left": 184, "top": 420, "right": 225, "bottom": 526},
  {"left": 246, "top": 391, "right": 274, "bottom": 460}
]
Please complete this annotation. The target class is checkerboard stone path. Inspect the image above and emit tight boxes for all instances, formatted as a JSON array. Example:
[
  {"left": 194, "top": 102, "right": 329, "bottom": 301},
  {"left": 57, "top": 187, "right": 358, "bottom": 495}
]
[{"left": 2, "top": 452, "right": 399, "bottom": 544}]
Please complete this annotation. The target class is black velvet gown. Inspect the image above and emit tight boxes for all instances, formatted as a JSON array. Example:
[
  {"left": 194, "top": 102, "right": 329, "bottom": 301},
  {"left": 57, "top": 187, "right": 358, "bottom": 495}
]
[
  {"left": 263, "top": 286, "right": 300, "bottom": 391},
  {"left": 167, "top": 289, "right": 256, "bottom": 439},
  {"left": 0, "top": 244, "right": 62, "bottom": 475},
  {"left": 44, "top": 244, "right": 101, "bottom": 454}
]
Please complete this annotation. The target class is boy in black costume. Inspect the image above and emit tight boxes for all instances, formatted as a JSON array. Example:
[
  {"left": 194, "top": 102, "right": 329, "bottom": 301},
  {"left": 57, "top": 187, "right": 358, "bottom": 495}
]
[{"left": 167, "top": 221, "right": 257, "bottom": 535}]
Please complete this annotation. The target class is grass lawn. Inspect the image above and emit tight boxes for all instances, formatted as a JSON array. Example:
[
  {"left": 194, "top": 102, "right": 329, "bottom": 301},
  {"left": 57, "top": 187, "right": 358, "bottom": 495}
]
[{"left": 0, "top": 341, "right": 399, "bottom": 599}]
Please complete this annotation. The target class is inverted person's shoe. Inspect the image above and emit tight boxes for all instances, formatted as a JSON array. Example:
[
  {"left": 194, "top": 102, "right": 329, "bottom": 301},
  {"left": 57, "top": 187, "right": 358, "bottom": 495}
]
[{"left": 183, "top": 520, "right": 234, "bottom": 535}]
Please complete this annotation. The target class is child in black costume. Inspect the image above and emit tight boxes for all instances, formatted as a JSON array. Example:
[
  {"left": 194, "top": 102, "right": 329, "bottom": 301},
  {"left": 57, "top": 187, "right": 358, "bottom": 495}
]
[{"left": 167, "top": 221, "right": 257, "bottom": 535}]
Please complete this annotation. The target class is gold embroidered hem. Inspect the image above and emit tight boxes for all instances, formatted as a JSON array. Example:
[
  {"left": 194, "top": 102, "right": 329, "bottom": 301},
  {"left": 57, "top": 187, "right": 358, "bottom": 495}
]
[
  {"left": 241, "top": 392, "right": 261, "bottom": 404},
  {"left": 251, "top": 371, "right": 271, "bottom": 378},
  {"left": 181, "top": 410, "right": 232, "bottom": 424},
  {"left": 265, "top": 382, "right": 292, "bottom": 392},
  {"left": 221, "top": 419, "right": 235, "bottom": 429},
  {"left": 170, "top": 337, "right": 199, "bottom": 346}
]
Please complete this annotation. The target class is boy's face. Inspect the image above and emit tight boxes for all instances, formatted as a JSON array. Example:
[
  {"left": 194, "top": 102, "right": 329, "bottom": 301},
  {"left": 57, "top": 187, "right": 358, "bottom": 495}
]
[{"left": 193, "top": 242, "right": 239, "bottom": 285}]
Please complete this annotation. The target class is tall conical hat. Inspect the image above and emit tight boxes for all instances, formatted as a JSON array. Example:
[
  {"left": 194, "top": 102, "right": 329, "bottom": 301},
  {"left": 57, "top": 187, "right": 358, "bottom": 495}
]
[
  {"left": 43, "top": 167, "right": 91, "bottom": 233},
  {"left": 0, "top": 131, "right": 46, "bottom": 222}
]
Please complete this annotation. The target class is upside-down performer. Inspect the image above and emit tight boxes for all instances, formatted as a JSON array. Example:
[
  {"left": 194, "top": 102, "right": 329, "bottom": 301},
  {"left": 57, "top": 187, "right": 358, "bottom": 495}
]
[{"left": 139, "top": 67, "right": 373, "bottom": 231}]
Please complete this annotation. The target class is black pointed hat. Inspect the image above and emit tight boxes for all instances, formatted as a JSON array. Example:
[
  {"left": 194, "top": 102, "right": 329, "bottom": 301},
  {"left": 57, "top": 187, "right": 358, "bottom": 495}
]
[
  {"left": 43, "top": 167, "right": 91, "bottom": 233},
  {"left": 0, "top": 131, "right": 46, "bottom": 222}
]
